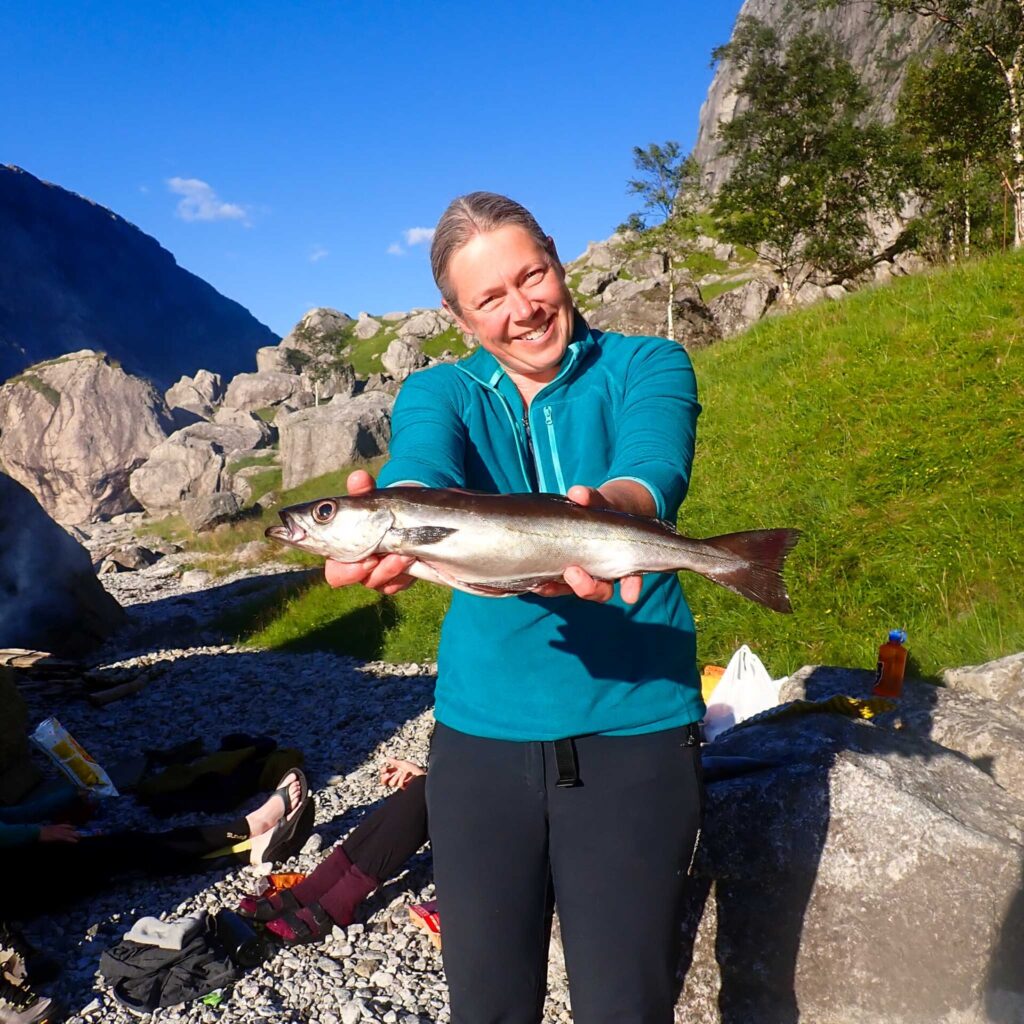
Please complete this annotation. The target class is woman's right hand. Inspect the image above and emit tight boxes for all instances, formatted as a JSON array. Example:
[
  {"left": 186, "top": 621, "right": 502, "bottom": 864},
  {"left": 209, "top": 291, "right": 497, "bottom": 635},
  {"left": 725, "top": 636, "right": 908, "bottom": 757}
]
[
  {"left": 39, "top": 823, "right": 79, "bottom": 843},
  {"left": 324, "top": 470, "right": 418, "bottom": 595}
]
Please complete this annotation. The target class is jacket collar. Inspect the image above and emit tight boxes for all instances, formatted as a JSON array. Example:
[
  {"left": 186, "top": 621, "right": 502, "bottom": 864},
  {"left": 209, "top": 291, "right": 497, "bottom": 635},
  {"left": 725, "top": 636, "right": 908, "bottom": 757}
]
[{"left": 456, "top": 312, "right": 595, "bottom": 391}]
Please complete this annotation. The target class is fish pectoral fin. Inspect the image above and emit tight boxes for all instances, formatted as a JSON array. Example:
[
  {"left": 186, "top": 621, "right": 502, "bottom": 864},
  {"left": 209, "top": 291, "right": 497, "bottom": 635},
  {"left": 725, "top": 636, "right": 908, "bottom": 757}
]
[{"left": 389, "top": 526, "right": 458, "bottom": 547}]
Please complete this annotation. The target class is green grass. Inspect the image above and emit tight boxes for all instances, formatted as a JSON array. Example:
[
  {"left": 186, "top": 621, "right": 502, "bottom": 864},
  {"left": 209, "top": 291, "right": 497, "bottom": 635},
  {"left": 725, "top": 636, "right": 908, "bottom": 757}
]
[
  {"left": 345, "top": 323, "right": 402, "bottom": 377},
  {"left": 682, "top": 251, "right": 1024, "bottom": 679},
  {"left": 421, "top": 326, "right": 471, "bottom": 361},
  {"left": 681, "top": 251, "right": 729, "bottom": 277},
  {"left": 700, "top": 278, "right": 749, "bottom": 303},
  {"left": 228, "top": 452, "right": 278, "bottom": 473},
  {"left": 172, "top": 253, "right": 1024, "bottom": 676}
]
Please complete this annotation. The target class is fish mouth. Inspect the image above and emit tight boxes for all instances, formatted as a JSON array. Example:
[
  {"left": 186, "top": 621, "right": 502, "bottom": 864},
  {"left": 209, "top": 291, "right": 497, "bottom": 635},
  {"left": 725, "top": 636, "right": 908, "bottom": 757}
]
[{"left": 265, "top": 512, "right": 307, "bottom": 546}]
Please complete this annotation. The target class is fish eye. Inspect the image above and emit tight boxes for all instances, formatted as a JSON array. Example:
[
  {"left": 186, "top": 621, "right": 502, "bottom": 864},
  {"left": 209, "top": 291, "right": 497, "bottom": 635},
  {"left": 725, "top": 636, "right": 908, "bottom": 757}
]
[{"left": 311, "top": 500, "right": 337, "bottom": 524}]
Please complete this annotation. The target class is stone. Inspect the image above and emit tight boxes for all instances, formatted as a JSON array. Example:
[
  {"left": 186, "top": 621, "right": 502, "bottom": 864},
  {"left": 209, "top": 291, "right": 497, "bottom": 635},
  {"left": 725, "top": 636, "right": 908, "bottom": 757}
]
[
  {"left": 398, "top": 310, "right": 447, "bottom": 340},
  {"left": 255, "top": 345, "right": 304, "bottom": 375},
  {"left": 165, "top": 370, "right": 224, "bottom": 420},
  {"left": 380, "top": 311, "right": 407, "bottom": 322},
  {"left": 675, "top": 665, "right": 1024, "bottom": 1024},
  {"left": 277, "top": 391, "right": 394, "bottom": 490},
  {"left": 712, "top": 242, "right": 735, "bottom": 262},
  {"left": 707, "top": 278, "right": 778, "bottom": 338},
  {"left": 381, "top": 339, "right": 428, "bottom": 382},
  {"left": 102, "top": 544, "right": 161, "bottom": 571},
  {"left": 210, "top": 408, "right": 275, "bottom": 449},
  {"left": 0, "top": 473, "right": 125, "bottom": 657},
  {"left": 943, "top": 652, "right": 1024, "bottom": 712},
  {"left": 354, "top": 316, "right": 382, "bottom": 340},
  {"left": 0, "top": 351, "right": 173, "bottom": 524},
  {"left": 576, "top": 270, "right": 617, "bottom": 297},
  {"left": 179, "top": 568, "right": 213, "bottom": 588},
  {"left": 280, "top": 308, "right": 354, "bottom": 353},
  {"left": 181, "top": 492, "right": 241, "bottom": 532},
  {"left": 625, "top": 254, "right": 667, "bottom": 279},
  {"left": 824, "top": 284, "right": 848, "bottom": 301},
  {"left": 794, "top": 281, "right": 826, "bottom": 306},
  {"left": 588, "top": 277, "right": 719, "bottom": 350},
  {"left": 221, "top": 371, "right": 309, "bottom": 413},
  {"left": 873, "top": 260, "right": 895, "bottom": 284},
  {"left": 893, "top": 251, "right": 930, "bottom": 276}
]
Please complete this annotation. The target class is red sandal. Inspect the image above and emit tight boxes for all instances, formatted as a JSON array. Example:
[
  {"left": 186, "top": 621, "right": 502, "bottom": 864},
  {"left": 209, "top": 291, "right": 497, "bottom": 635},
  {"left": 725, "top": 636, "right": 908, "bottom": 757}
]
[
  {"left": 237, "top": 887, "right": 300, "bottom": 922},
  {"left": 265, "top": 902, "right": 334, "bottom": 946}
]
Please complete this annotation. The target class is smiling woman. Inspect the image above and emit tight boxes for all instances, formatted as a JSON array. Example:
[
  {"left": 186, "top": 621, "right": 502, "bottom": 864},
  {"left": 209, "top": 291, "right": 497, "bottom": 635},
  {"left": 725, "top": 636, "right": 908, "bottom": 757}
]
[{"left": 323, "top": 191, "right": 705, "bottom": 1024}]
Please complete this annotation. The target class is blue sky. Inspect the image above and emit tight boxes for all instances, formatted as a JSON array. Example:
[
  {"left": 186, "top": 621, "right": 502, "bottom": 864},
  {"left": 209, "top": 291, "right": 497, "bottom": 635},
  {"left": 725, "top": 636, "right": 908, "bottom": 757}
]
[{"left": 1, "top": 1, "right": 743, "bottom": 337}]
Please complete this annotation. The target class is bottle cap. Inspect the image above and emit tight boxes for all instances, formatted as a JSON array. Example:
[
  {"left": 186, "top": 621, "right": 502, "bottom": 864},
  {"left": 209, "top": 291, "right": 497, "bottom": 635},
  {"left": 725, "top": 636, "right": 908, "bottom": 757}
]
[{"left": 888, "top": 629, "right": 907, "bottom": 644}]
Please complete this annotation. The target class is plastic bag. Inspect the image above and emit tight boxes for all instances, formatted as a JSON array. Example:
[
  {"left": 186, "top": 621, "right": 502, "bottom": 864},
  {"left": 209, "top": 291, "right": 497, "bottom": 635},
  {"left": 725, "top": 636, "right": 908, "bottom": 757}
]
[
  {"left": 30, "top": 717, "right": 119, "bottom": 797},
  {"left": 702, "top": 645, "right": 781, "bottom": 743}
]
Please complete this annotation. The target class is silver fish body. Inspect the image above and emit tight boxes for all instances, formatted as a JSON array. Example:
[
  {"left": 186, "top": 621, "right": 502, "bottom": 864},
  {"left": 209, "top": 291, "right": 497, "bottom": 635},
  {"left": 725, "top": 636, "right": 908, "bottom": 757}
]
[{"left": 266, "top": 487, "right": 801, "bottom": 612}]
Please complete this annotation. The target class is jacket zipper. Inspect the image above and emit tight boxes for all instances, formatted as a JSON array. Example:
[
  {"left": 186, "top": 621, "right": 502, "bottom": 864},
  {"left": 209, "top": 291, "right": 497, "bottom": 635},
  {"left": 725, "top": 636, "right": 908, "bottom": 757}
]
[{"left": 521, "top": 412, "right": 540, "bottom": 491}]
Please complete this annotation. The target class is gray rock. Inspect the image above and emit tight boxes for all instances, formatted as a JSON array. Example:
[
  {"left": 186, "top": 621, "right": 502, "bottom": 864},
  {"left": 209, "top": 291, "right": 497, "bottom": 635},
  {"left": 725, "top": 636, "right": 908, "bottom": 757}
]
[
  {"left": 398, "top": 310, "right": 447, "bottom": 340},
  {"left": 588, "top": 278, "right": 719, "bottom": 350},
  {"left": 102, "top": 544, "right": 161, "bottom": 572},
  {"left": 362, "top": 374, "right": 401, "bottom": 396},
  {"left": 707, "top": 278, "right": 778, "bottom": 337},
  {"left": 221, "top": 371, "right": 309, "bottom": 413},
  {"left": 576, "top": 270, "right": 617, "bottom": 297},
  {"left": 625, "top": 254, "right": 667, "bottom": 279},
  {"left": 0, "top": 472, "right": 125, "bottom": 656},
  {"left": 277, "top": 391, "right": 394, "bottom": 490},
  {"left": 165, "top": 369, "right": 224, "bottom": 420},
  {"left": 181, "top": 492, "right": 241, "bottom": 532},
  {"left": 893, "top": 251, "right": 930, "bottom": 276},
  {"left": 255, "top": 345, "right": 302, "bottom": 375},
  {"left": 873, "top": 260, "right": 895, "bottom": 284},
  {"left": 794, "top": 281, "right": 826, "bottom": 306},
  {"left": 211, "top": 408, "right": 275, "bottom": 449},
  {"left": 712, "top": 242, "right": 735, "bottom": 262},
  {"left": 677, "top": 673, "right": 1024, "bottom": 1024},
  {"left": 354, "top": 316, "right": 382, "bottom": 340},
  {"left": 281, "top": 308, "right": 353, "bottom": 353},
  {"left": 380, "top": 311, "right": 407, "bottom": 322},
  {"left": 944, "top": 652, "right": 1024, "bottom": 712},
  {"left": 0, "top": 351, "right": 173, "bottom": 524},
  {"left": 381, "top": 339, "right": 428, "bottom": 382},
  {"left": 824, "top": 284, "right": 848, "bottom": 301}
]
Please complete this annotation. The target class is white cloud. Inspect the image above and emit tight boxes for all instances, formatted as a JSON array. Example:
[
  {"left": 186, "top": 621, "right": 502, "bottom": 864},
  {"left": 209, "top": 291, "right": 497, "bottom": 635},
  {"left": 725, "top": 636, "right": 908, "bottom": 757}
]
[
  {"left": 138, "top": 184, "right": 150, "bottom": 194},
  {"left": 403, "top": 226, "right": 435, "bottom": 246},
  {"left": 387, "top": 242, "right": 405, "bottom": 256},
  {"left": 167, "top": 177, "right": 249, "bottom": 224},
  {"left": 309, "top": 246, "right": 329, "bottom": 263}
]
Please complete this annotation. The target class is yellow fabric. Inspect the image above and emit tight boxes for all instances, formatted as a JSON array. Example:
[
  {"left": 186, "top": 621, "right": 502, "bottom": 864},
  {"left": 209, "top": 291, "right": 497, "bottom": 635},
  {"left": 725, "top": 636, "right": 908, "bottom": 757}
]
[{"left": 726, "top": 694, "right": 896, "bottom": 735}]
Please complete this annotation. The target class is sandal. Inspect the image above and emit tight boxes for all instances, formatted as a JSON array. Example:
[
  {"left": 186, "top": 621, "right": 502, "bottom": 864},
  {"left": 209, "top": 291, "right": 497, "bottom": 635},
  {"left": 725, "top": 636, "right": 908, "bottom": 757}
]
[
  {"left": 248, "top": 768, "right": 311, "bottom": 867},
  {"left": 264, "top": 902, "right": 334, "bottom": 946},
  {"left": 237, "top": 887, "right": 301, "bottom": 922}
]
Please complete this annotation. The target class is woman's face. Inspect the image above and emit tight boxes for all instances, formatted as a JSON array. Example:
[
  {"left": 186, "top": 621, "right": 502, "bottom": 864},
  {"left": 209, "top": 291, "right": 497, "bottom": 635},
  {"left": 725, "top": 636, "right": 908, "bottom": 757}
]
[{"left": 445, "top": 224, "right": 575, "bottom": 385}]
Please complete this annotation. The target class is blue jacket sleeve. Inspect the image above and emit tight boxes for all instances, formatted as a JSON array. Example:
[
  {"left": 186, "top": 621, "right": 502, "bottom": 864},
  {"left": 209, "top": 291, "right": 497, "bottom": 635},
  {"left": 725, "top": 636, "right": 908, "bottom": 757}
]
[
  {"left": 377, "top": 367, "right": 467, "bottom": 489},
  {"left": 606, "top": 337, "right": 700, "bottom": 520},
  {"left": 0, "top": 822, "right": 40, "bottom": 848}
]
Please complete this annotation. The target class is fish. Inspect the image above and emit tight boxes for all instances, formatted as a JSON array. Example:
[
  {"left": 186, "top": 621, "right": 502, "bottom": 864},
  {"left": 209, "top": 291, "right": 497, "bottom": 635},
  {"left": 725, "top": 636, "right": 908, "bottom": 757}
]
[{"left": 265, "top": 487, "right": 801, "bottom": 612}]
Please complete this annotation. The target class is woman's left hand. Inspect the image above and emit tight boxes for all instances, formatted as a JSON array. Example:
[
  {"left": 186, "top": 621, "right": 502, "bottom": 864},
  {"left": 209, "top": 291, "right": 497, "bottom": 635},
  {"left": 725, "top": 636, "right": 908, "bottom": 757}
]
[{"left": 534, "top": 483, "right": 648, "bottom": 605}]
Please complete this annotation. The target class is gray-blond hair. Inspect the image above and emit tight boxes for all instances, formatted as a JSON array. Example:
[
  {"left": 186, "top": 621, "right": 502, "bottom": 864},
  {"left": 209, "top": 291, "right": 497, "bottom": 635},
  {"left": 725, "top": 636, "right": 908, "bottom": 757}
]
[{"left": 430, "top": 192, "right": 551, "bottom": 314}]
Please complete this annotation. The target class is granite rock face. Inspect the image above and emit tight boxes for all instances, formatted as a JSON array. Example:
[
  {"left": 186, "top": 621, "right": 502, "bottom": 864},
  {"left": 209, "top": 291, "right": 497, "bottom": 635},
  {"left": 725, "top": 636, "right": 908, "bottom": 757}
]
[
  {"left": 0, "top": 350, "right": 173, "bottom": 524},
  {"left": 0, "top": 473, "right": 125, "bottom": 656},
  {"left": 693, "top": 1, "right": 946, "bottom": 193},
  {"left": 0, "top": 165, "right": 278, "bottom": 386},
  {"left": 676, "top": 665, "right": 1024, "bottom": 1023},
  {"left": 277, "top": 391, "right": 394, "bottom": 490}
]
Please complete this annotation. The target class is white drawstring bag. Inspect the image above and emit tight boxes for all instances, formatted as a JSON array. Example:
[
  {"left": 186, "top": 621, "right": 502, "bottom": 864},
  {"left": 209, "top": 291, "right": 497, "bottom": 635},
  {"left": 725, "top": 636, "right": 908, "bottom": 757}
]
[{"left": 702, "top": 644, "right": 781, "bottom": 743}]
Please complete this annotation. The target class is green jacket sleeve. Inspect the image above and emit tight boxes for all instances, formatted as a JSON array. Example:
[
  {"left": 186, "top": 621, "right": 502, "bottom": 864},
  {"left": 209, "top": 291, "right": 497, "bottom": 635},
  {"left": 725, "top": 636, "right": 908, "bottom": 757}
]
[{"left": 606, "top": 336, "right": 700, "bottom": 520}]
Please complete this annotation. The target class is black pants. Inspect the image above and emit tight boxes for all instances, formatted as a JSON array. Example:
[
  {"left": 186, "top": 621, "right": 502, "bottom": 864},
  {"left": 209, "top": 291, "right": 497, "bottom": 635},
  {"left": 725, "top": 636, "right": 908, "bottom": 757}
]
[
  {"left": 342, "top": 773, "right": 429, "bottom": 881},
  {"left": 427, "top": 722, "right": 704, "bottom": 1024},
  {"left": 0, "top": 819, "right": 249, "bottom": 918}
]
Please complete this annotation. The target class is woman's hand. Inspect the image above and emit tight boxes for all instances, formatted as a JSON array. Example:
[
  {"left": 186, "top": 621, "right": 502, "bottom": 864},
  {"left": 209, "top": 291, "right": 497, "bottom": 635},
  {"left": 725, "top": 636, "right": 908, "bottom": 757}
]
[
  {"left": 380, "top": 758, "right": 426, "bottom": 790},
  {"left": 324, "top": 470, "right": 418, "bottom": 595},
  {"left": 535, "top": 482, "right": 652, "bottom": 605},
  {"left": 39, "top": 823, "right": 79, "bottom": 843}
]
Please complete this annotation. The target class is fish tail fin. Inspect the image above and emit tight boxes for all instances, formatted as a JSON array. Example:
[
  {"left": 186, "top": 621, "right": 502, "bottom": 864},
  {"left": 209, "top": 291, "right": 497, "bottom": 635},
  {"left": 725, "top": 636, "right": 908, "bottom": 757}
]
[{"left": 701, "top": 528, "right": 801, "bottom": 613}]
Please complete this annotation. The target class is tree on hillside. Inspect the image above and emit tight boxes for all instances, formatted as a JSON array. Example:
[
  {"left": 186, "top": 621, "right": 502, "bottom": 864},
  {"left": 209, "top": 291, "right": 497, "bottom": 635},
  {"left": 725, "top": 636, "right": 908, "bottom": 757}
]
[
  {"left": 620, "top": 141, "right": 704, "bottom": 341},
  {"left": 808, "top": 0, "right": 1024, "bottom": 248},
  {"left": 897, "top": 44, "right": 1009, "bottom": 258},
  {"left": 290, "top": 320, "right": 351, "bottom": 406},
  {"left": 710, "top": 18, "right": 904, "bottom": 301}
]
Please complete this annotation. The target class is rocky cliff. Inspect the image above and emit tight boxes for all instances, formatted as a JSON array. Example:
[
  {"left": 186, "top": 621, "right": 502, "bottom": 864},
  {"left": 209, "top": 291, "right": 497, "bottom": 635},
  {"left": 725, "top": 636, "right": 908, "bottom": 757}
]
[
  {"left": 0, "top": 165, "right": 279, "bottom": 386},
  {"left": 693, "top": 0, "right": 947, "bottom": 192}
]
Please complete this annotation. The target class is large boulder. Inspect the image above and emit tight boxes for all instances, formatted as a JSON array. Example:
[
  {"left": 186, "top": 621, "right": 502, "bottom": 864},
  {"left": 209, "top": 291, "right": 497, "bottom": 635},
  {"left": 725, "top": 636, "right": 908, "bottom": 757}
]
[
  {"left": 381, "top": 338, "right": 428, "bottom": 382},
  {"left": 164, "top": 369, "right": 224, "bottom": 420},
  {"left": 0, "top": 350, "right": 173, "bottom": 524},
  {"left": 210, "top": 407, "right": 275, "bottom": 449},
  {"left": 277, "top": 391, "right": 394, "bottom": 490},
  {"left": 707, "top": 278, "right": 779, "bottom": 338},
  {"left": 399, "top": 310, "right": 449, "bottom": 340},
  {"left": 588, "top": 278, "right": 720, "bottom": 350},
  {"left": 280, "top": 307, "right": 353, "bottom": 353},
  {"left": 674, "top": 665, "right": 1024, "bottom": 1024},
  {"left": 255, "top": 345, "right": 304, "bottom": 375},
  {"left": 354, "top": 313, "right": 382, "bottom": 340},
  {"left": 943, "top": 652, "right": 1024, "bottom": 714},
  {"left": 0, "top": 473, "right": 125, "bottom": 657},
  {"left": 222, "top": 370, "right": 309, "bottom": 413},
  {"left": 129, "top": 422, "right": 254, "bottom": 515}
]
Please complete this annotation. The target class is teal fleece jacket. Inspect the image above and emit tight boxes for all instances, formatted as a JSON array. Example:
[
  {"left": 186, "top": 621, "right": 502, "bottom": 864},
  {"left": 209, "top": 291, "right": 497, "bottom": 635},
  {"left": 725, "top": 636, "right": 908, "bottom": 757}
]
[{"left": 377, "top": 319, "right": 704, "bottom": 740}]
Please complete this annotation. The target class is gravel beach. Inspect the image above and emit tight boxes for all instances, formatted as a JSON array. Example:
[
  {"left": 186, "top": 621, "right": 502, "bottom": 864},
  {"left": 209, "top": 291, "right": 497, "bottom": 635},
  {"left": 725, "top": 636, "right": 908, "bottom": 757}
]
[{"left": 18, "top": 543, "right": 572, "bottom": 1024}]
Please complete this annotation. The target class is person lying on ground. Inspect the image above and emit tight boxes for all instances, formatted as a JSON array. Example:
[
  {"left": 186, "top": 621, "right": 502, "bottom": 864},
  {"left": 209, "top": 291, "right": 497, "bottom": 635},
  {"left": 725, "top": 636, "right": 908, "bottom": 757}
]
[
  {"left": 0, "top": 770, "right": 310, "bottom": 919},
  {"left": 237, "top": 758, "right": 428, "bottom": 947}
]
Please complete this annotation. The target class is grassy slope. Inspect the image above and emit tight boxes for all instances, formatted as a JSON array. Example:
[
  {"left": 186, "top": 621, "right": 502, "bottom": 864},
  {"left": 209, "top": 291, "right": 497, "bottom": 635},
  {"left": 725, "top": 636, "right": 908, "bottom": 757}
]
[{"left": 202, "top": 253, "right": 1023, "bottom": 676}]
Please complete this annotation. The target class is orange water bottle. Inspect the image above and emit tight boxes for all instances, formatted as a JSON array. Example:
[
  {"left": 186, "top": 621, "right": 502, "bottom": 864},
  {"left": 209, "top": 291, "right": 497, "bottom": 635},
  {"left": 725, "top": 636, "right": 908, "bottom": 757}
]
[{"left": 872, "top": 629, "right": 908, "bottom": 697}]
